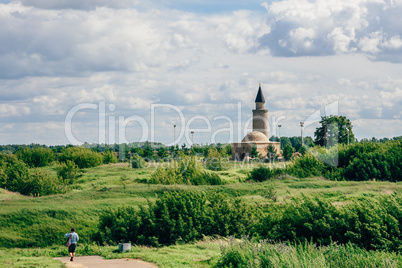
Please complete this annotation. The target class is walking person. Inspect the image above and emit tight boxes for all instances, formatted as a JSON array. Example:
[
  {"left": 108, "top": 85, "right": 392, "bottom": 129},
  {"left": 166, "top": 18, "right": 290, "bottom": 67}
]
[{"left": 64, "top": 228, "right": 79, "bottom": 261}]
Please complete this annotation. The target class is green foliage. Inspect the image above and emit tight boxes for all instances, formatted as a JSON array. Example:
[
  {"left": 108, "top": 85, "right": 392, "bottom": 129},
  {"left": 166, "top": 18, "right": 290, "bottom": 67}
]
[
  {"left": 286, "top": 153, "right": 325, "bottom": 178},
  {"left": 250, "top": 145, "right": 259, "bottom": 158},
  {"left": 131, "top": 154, "right": 145, "bottom": 169},
  {"left": 25, "top": 168, "right": 64, "bottom": 196},
  {"left": 223, "top": 144, "right": 232, "bottom": 156},
  {"left": 247, "top": 165, "right": 283, "bottom": 182},
  {"left": 257, "top": 194, "right": 402, "bottom": 251},
  {"left": 0, "top": 154, "right": 29, "bottom": 193},
  {"left": 267, "top": 145, "right": 277, "bottom": 162},
  {"left": 58, "top": 147, "right": 103, "bottom": 169},
  {"left": 56, "top": 160, "right": 79, "bottom": 184},
  {"left": 334, "top": 141, "right": 402, "bottom": 182},
  {"left": 102, "top": 150, "right": 118, "bottom": 164},
  {"left": 15, "top": 147, "right": 55, "bottom": 167},
  {"left": 204, "top": 147, "right": 228, "bottom": 171},
  {"left": 214, "top": 239, "right": 402, "bottom": 268},
  {"left": 314, "top": 115, "right": 354, "bottom": 147},
  {"left": 150, "top": 155, "right": 225, "bottom": 185},
  {"left": 282, "top": 144, "right": 294, "bottom": 161},
  {"left": 96, "top": 191, "right": 258, "bottom": 246},
  {"left": 157, "top": 146, "right": 169, "bottom": 159},
  {"left": 0, "top": 154, "right": 65, "bottom": 196},
  {"left": 142, "top": 146, "right": 154, "bottom": 160}
]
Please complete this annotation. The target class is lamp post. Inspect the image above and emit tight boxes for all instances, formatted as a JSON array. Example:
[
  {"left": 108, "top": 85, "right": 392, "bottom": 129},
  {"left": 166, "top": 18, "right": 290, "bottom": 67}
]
[
  {"left": 173, "top": 125, "right": 176, "bottom": 148},
  {"left": 278, "top": 125, "right": 282, "bottom": 148},
  {"left": 191, "top": 131, "right": 194, "bottom": 148},
  {"left": 300, "top": 122, "right": 304, "bottom": 147},
  {"left": 347, "top": 128, "right": 349, "bottom": 146}
]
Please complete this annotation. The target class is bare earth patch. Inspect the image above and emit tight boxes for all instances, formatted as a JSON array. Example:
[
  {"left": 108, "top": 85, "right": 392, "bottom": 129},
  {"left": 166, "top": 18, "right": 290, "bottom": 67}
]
[{"left": 54, "top": 256, "right": 158, "bottom": 268}]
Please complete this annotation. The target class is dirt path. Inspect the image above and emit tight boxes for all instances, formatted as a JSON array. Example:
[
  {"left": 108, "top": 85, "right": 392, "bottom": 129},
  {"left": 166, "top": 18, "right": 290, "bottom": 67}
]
[{"left": 54, "top": 256, "right": 158, "bottom": 268}]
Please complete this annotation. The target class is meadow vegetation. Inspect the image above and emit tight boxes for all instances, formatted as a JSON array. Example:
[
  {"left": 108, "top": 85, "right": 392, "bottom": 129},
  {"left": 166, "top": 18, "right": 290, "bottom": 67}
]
[{"left": 1, "top": 139, "right": 402, "bottom": 267}]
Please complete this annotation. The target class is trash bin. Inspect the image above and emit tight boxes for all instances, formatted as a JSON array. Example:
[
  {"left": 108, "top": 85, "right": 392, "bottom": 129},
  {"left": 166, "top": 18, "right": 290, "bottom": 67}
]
[{"left": 118, "top": 243, "right": 131, "bottom": 252}]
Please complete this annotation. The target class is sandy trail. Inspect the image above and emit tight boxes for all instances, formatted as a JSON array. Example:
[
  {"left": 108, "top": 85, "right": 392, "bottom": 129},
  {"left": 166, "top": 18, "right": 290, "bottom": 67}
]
[{"left": 54, "top": 256, "right": 158, "bottom": 268}]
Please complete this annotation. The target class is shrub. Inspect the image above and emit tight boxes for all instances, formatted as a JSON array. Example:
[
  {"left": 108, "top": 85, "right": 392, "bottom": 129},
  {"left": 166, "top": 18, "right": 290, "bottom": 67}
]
[
  {"left": 58, "top": 147, "right": 103, "bottom": 169},
  {"left": 150, "top": 155, "right": 224, "bottom": 185},
  {"left": 56, "top": 160, "right": 79, "bottom": 184},
  {"left": 190, "top": 171, "right": 225, "bottom": 185},
  {"left": 0, "top": 154, "right": 64, "bottom": 196},
  {"left": 15, "top": 147, "right": 55, "bottom": 167},
  {"left": 256, "top": 194, "right": 402, "bottom": 252},
  {"left": 131, "top": 154, "right": 145, "bottom": 169},
  {"left": 286, "top": 153, "right": 325, "bottom": 178},
  {"left": 0, "top": 154, "right": 30, "bottom": 193},
  {"left": 204, "top": 147, "right": 228, "bottom": 171},
  {"left": 247, "top": 165, "right": 283, "bottom": 182},
  {"left": 282, "top": 144, "right": 294, "bottom": 161},
  {"left": 102, "top": 150, "right": 118, "bottom": 164},
  {"left": 24, "top": 168, "right": 64, "bottom": 196},
  {"left": 96, "top": 191, "right": 258, "bottom": 246}
]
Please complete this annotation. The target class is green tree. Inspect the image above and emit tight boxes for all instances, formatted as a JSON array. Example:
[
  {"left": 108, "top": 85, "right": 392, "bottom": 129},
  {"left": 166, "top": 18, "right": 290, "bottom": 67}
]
[
  {"left": 250, "top": 145, "right": 259, "bottom": 158},
  {"left": 157, "top": 147, "right": 169, "bottom": 159},
  {"left": 56, "top": 160, "right": 79, "bottom": 184},
  {"left": 142, "top": 146, "right": 154, "bottom": 160},
  {"left": 280, "top": 137, "right": 292, "bottom": 149},
  {"left": 15, "top": 147, "right": 55, "bottom": 167},
  {"left": 314, "top": 115, "right": 354, "bottom": 147},
  {"left": 58, "top": 147, "right": 103, "bottom": 169},
  {"left": 267, "top": 145, "right": 277, "bottom": 162},
  {"left": 282, "top": 144, "right": 294, "bottom": 161}
]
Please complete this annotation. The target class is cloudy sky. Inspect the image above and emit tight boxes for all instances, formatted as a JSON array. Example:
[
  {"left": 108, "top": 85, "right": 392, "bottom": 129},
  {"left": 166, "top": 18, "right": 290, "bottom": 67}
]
[{"left": 1, "top": 0, "right": 401, "bottom": 146}]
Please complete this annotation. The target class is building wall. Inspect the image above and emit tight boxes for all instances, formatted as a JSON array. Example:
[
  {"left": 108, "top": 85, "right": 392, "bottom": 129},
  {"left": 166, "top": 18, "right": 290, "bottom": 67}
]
[{"left": 231, "top": 141, "right": 280, "bottom": 160}]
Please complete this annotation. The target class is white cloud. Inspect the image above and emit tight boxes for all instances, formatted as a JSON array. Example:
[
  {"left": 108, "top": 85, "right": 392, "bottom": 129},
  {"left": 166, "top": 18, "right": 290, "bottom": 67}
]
[
  {"left": 0, "top": 104, "right": 30, "bottom": 117},
  {"left": 260, "top": 0, "right": 402, "bottom": 60},
  {"left": 0, "top": 1, "right": 401, "bottom": 144}
]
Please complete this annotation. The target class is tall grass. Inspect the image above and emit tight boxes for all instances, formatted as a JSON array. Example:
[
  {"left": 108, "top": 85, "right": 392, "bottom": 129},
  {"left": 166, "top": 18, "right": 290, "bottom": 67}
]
[{"left": 214, "top": 238, "right": 402, "bottom": 268}]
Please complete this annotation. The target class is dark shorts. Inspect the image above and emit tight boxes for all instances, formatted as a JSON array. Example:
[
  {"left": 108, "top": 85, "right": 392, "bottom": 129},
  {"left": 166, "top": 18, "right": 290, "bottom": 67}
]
[{"left": 68, "top": 243, "right": 77, "bottom": 253}]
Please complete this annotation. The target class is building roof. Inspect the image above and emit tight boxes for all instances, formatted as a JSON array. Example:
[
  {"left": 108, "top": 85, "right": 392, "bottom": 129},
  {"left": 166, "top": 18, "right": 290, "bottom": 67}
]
[
  {"left": 242, "top": 131, "right": 269, "bottom": 142},
  {"left": 255, "top": 83, "right": 265, "bottom": 103}
]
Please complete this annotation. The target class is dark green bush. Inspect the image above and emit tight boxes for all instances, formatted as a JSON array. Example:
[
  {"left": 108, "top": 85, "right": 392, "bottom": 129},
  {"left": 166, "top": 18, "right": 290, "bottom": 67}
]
[
  {"left": 96, "top": 191, "right": 258, "bottom": 246},
  {"left": 286, "top": 153, "right": 325, "bottom": 178},
  {"left": 0, "top": 154, "right": 65, "bottom": 196},
  {"left": 247, "top": 165, "right": 283, "bottom": 182},
  {"left": 131, "top": 154, "right": 145, "bottom": 168},
  {"left": 0, "top": 154, "right": 30, "bottom": 193},
  {"left": 56, "top": 160, "right": 79, "bottom": 184},
  {"left": 257, "top": 194, "right": 402, "bottom": 251},
  {"left": 15, "top": 147, "right": 55, "bottom": 167},
  {"left": 24, "top": 168, "right": 64, "bottom": 196},
  {"left": 58, "top": 147, "right": 103, "bottom": 169}
]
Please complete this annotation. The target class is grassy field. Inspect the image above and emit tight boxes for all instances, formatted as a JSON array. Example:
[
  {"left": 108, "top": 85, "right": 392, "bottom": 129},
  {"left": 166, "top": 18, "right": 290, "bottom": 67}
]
[{"left": 1, "top": 162, "right": 402, "bottom": 267}]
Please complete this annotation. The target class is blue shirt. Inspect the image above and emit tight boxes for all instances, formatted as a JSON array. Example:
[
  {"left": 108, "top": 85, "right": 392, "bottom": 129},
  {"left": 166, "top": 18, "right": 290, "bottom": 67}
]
[{"left": 64, "top": 232, "right": 79, "bottom": 244}]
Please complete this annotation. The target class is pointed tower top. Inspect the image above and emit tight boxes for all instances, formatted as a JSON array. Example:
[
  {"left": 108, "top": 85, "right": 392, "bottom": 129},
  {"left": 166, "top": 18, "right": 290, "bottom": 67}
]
[{"left": 255, "top": 83, "right": 265, "bottom": 103}]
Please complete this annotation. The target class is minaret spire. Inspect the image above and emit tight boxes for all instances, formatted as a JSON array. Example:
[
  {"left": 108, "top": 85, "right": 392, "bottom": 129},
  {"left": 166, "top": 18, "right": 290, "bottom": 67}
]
[{"left": 255, "top": 82, "right": 265, "bottom": 103}]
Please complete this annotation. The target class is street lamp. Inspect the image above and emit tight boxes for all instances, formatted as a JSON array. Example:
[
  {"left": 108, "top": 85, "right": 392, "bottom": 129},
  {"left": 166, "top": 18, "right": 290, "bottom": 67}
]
[
  {"left": 347, "top": 128, "right": 350, "bottom": 146},
  {"left": 278, "top": 125, "right": 282, "bottom": 148},
  {"left": 191, "top": 131, "right": 194, "bottom": 148},
  {"left": 173, "top": 125, "right": 176, "bottom": 148},
  {"left": 300, "top": 122, "right": 304, "bottom": 147}
]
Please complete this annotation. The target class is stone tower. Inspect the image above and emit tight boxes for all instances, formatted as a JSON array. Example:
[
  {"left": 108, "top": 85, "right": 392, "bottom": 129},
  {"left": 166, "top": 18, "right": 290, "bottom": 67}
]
[{"left": 252, "top": 83, "right": 269, "bottom": 138}]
